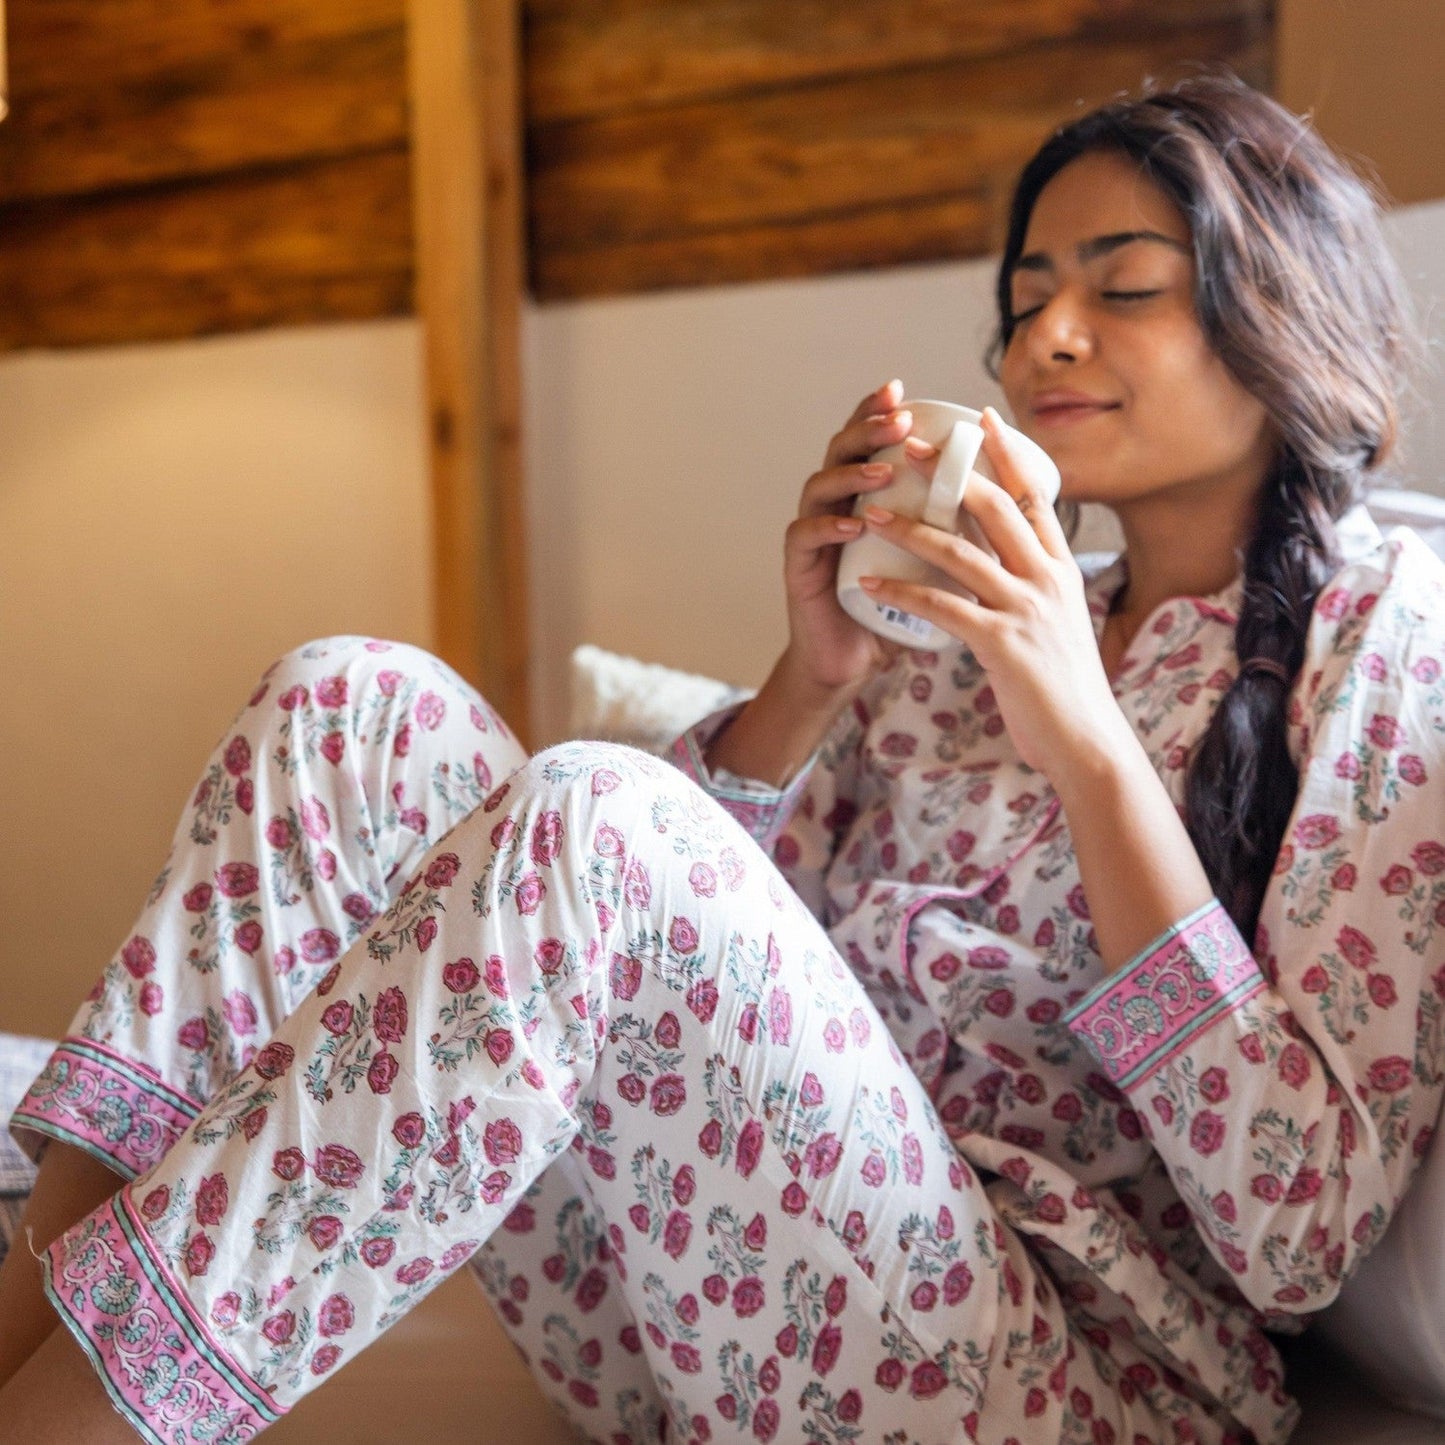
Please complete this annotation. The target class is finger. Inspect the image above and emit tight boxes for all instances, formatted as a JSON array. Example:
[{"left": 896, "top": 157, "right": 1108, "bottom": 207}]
[
  {"left": 861, "top": 505, "right": 1017, "bottom": 610},
  {"left": 855, "top": 572, "right": 998, "bottom": 651},
  {"left": 979, "top": 407, "right": 1072, "bottom": 561},
  {"left": 823, "top": 405, "right": 914, "bottom": 471},
  {"left": 957, "top": 470, "right": 1047, "bottom": 577},
  {"left": 784, "top": 511, "right": 865, "bottom": 575},
  {"left": 844, "top": 379, "right": 904, "bottom": 428},
  {"left": 798, "top": 461, "right": 894, "bottom": 520}
]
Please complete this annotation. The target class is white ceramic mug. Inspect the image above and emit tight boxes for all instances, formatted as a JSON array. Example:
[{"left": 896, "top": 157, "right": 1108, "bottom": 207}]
[{"left": 835, "top": 400, "right": 1061, "bottom": 649}]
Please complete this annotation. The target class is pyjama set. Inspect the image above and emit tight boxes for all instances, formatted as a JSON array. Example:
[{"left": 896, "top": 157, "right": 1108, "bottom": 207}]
[{"left": 13, "top": 510, "right": 1445, "bottom": 1444}]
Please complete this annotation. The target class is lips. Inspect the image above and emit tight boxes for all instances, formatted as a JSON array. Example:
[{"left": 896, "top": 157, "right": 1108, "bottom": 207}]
[{"left": 1029, "top": 390, "right": 1120, "bottom": 424}]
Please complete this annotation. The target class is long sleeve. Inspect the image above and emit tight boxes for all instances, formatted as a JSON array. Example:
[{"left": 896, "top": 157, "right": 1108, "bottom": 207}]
[
  {"left": 1066, "top": 534, "right": 1445, "bottom": 1317},
  {"left": 669, "top": 688, "right": 871, "bottom": 925}
]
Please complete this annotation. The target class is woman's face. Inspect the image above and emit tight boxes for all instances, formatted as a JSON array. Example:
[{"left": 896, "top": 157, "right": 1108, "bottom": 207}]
[{"left": 998, "top": 150, "right": 1274, "bottom": 511}]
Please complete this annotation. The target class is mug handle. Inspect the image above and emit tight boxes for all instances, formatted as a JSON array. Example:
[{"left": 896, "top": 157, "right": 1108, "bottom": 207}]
[{"left": 921, "top": 421, "right": 982, "bottom": 532}]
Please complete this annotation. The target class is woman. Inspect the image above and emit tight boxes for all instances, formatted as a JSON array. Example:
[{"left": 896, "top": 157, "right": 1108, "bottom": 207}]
[{"left": 2, "top": 73, "right": 1441, "bottom": 1444}]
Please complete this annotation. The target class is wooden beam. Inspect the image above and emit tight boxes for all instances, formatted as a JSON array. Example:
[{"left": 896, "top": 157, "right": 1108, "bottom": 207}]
[
  {"left": 524, "top": 0, "right": 1270, "bottom": 124},
  {"left": 407, "top": 0, "right": 530, "bottom": 742},
  {"left": 529, "top": 21, "right": 1269, "bottom": 297}
]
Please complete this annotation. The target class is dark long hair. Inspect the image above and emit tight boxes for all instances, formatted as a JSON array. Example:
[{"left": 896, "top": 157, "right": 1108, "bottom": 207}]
[{"left": 989, "top": 73, "right": 1415, "bottom": 942}]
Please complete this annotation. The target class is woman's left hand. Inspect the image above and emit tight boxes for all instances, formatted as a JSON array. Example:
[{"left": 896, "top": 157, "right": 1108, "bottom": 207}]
[{"left": 858, "top": 407, "right": 1126, "bottom": 778}]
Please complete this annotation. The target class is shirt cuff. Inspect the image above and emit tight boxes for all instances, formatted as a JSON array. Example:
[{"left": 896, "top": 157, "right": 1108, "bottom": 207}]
[
  {"left": 1064, "top": 899, "right": 1269, "bottom": 1093},
  {"left": 668, "top": 703, "right": 817, "bottom": 850}
]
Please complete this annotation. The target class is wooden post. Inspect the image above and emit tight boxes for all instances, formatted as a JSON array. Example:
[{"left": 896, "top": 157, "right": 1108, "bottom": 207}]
[{"left": 405, "top": 0, "right": 530, "bottom": 742}]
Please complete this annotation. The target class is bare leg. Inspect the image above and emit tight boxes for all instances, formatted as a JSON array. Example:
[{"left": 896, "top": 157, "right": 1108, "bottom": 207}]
[
  {"left": 0, "top": 1142, "right": 123, "bottom": 1386},
  {"left": 0, "top": 1326, "right": 138, "bottom": 1443}
]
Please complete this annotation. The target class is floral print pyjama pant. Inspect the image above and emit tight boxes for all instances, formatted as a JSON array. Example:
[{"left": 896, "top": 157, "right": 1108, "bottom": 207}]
[{"left": 15, "top": 638, "right": 1143, "bottom": 1445}]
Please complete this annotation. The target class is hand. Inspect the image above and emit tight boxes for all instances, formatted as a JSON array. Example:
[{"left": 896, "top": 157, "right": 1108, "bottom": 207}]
[
  {"left": 779, "top": 379, "right": 912, "bottom": 694},
  {"left": 856, "top": 407, "right": 1127, "bottom": 777}
]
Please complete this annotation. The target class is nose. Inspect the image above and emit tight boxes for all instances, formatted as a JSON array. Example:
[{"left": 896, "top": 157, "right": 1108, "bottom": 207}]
[{"left": 1025, "top": 290, "right": 1093, "bottom": 366}]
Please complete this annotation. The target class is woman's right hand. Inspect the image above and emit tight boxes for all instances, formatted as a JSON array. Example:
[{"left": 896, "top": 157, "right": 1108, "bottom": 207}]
[{"left": 780, "top": 379, "right": 914, "bottom": 693}]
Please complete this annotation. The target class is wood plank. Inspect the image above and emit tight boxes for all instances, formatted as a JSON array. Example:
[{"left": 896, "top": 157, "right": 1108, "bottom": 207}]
[
  {"left": 0, "top": 26, "right": 407, "bottom": 203},
  {"left": 534, "top": 193, "right": 999, "bottom": 298},
  {"left": 524, "top": 0, "right": 1269, "bottom": 123},
  {"left": 407, "top": 0, "right": 531, "bottom": 738},
  {"left": 6, "top": 0, "right": 403, "bottom": 94},
  {"left": 0, "top": 148, "right": 412, "bottom": 348},
  {"left": 529, "top": 24, "right": 1269, "bottom": 255}
]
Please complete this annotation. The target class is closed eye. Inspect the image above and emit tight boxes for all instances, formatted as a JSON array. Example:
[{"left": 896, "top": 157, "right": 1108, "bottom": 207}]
[{"left": 1102, "top": 289, "right": 1163, "bottom": 302}]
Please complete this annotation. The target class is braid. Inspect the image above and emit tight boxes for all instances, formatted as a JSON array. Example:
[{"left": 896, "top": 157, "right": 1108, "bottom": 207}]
[{"left": 1184, "top": 463, "right": 1345, "bottom": 941}]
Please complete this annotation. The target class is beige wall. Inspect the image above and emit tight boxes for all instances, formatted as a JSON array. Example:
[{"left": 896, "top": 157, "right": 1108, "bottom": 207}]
[
  {"left": 1277, "top": 0, "right": 1445, "bottom": 207},
  {"left": 0, "top": 320, "right": 434, "bottom": 1039}
]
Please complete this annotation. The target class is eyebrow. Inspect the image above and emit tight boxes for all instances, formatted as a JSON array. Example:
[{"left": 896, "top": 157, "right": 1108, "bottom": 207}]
[{"left": 1013, "top": 230, "right": 1191, "bottom": 273}]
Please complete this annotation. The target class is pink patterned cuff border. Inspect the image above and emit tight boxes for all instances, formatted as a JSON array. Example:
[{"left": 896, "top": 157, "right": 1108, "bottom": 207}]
[
  {"left": 1064, "top": 900, "right": 1267, "bottom": 1092},
  {"left": 11, "top": 1037, "right": 200, "bottom": 1181},
  {"left": 669, "top": 707, "right": 814, "bottom": 851},
  {"left": 44, "top": 1193, "right": 281, "bottom": 1443}
]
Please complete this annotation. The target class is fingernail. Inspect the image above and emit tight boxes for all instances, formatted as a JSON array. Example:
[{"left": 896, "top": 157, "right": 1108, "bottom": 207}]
[
  {"left": 861, "top": 462, "right": 892, "bottom": 478},
  {"left": 836, "top": 516, "right": 863, "bottom": 536},
  {"left": 863, "top": 505, "right": 892, "bottom": 525},
  {"left": 982, "top": 405, "right": 1003, "bottom": 429},
  {"left": 859, "top": 576, "right": 881, "bottom": 592},
  {"left": 903, "top": 435, "right": 936, "bottom": 457}
]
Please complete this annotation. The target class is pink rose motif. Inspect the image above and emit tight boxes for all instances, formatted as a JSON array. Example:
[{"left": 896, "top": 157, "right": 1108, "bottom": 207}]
[
  {"left": 372, "top": 986, "right": 408, "bottom": 1043},
  {"left": 610, "top": 952, "right": 642, "bottom": 1001},
  {"left": 265, "top": 817, "right": 294, "bottom": 850},
  {"left": 780, "top": 1182, "right": 808, "bottom": 1216},
  {"left": 298, "top": 797, "right": 331, "bottom": 843},
  {"left": 529, "top": 812, "right": 564, "bottom": 869},
  {"left": 673, "top": 1164, "right": 696, "bottom": 1206},
  {"left": 272, "top": 1146, "right": 305, "bottom": 1181},
  {"left": 395, "top": 1257, "right": 434, "bottom": 1287},
  {"left": 310, "top": 1344, "right": 342, "bottom": 1376},
  {"left": 901, "top": 1133, "right": 924, "bottom": 1186},
  {"left": 589, "top": 767, "right": 621, "bottom": 795},
  {"left": 650, "top": 1074, "right": 686, "bottom": 1116},
  {"left": 910, "top": 1360, "right": 948, "bottom": 1400},
  {"left": 654, "top": 1011, "right": 682, "bottom": 1049},
  {"left": 574, "top": 1267, "right": 608, "bottom": 1313},
  {"left": 1380, "top": 864, "right": 1414, "bottom": 896},
  {"left": 484, "top": 1118, "right": 523, "bottom": 1165},
  {"left": 735, "top": 1118, "right": 764, "bottom": 1178},
  {"left": 1368, "top": 1055, "right": 1413, "bottom": 1093},
  {"left": 194, "top": 1173, "right": 229, "bottom": 1227},
  {"left": 424, "top": 853, "right": 461, "bottom": 889},
  {"left": 732, "top": 1275, "right": 765, "bottom": 1318},
  {"left": 1337, "top": 926, "right": 1377, "bottom": 970},
  {"left": 442, "top": 956, "right": 481, "bottom": 994},
  {"left": 221, "top": 990, "right": 258, "bottom": 1037},
  {"left": 686, "top": 978, "right": 718, "bottom": 1024},
  {"left": 320, "top": 731, "right": 345, "bottom": 765},
  {"left": 943, "top": 1260, "right": 973, "bottom": 1305},
  {"left": 308, "top": 1211, "right": 344, "bottom": 1249},
  {"left": 177, "top": 1016, "right": 210, "bottom": 1052},
  {"left": 688, "top": 862, "right": 717, "bottom": 898},
  {"left": 262, "top": 1311, "right": 296, "bottom": 1345},
  {"left": 251, "top": 1044, "right": 294, "bottom": 1082},
  {"left": 861, "top": 1152, "right": 888, "bottom": 1188},
  {"left": 698, "top": 1119, "right": 723, "bottom": 1158},
  {"left": 184, "top": 1233, "right": 215, "bottom": 1278},
  {"left": 665, "top": 917, "right": 701, "bottom": 957},
  {"left": 1413, "top": 656, "right": 1442, "bottom": 683},
  {"left": 514, "top": 873, "right": 545, "bottom": 916},
  {"left": 1368, "top": 973, "right": 1398, "bottom": 1009},
  {"left": 1367, "top": 714, "right": 1405, "bottom": 750},
  {"left": 911, "top": 1280, "right": 938, "bottom": 1311},
  {"left": 393, "top": 724, "right": 412, "bottom": 758},
  {"left": 300, "top": 928, "right": 341, "bottom": 963},
  {"left": 414, "top": 691, "right": 446, "bottom": 730},
  {"left": 1299, "top": 964, "right": 1330, "bottom": 994},
  {"left": 136, "top": 979, "right": 164, "bottom": 1016},
  {"left": 313, "top": 1144, "right": 365, "bottom": 1188},
  {"left": 805, "top": 1133, "right": 842, "bottom": 1180},
  {"left": 662, "top": 1209, "right": 692, "bottom": 1259},
  {"left": 1400, "top": 754, "right": 1428, "bottom": 786},
  {"left": 484, "top": 1028, "right": 514, "bottom": 1066},
  {"left": 1286, "top": 1168, "right": 1324, "bottom": 1205},
  {"left": 808, "top": 1321, "right": 844, "bottom": 1378},
  {"left": 236, "top": 779, "right": 255, "bottom": 815},
  {"left": 1294, "top": 814, "right": 1342, "bottom": 850},
  {"left": 367, "top": 1049, "right": 399, "bottom": 1094},
  {"left": 315, "top": 676, "right": 349, "bottom": 709},
  {"left": 224, "top": 736, "right": 252, "bottom": 777},
  {"left": 875, "top": 1358, "right": 906, "bottom": 1391},
  {"left": 768, "top": 988, "right": 793, "bottom": 1045},
  {"left": 318, "top": 1294, "right": 355, "bottom": 1338},
  {"left": 211, "top": 1292, "right": 241, "bottom": 1330},
  {"left": 824, "top": 1274, "right": 848, "bottom": 1316},
  {"left": 278, "top": 684, "right": 309, "bottom": 712},
  {"left": 121, "top": 935, "right": 157, "bottom": 978},
  {"left": 622, "top": 857, "right": 653, "bottom": 909},
  {"left": 182, "top": 883, "right": 214, "bottom": 913},
  {"left": 737, "top": 1004, "right": 759, "bottom": 1043},
  {"left": 617, "top": 1073, "right": 645, "bottom": 1105},
  {"left": 1412, "top": 841, "right": 1445, "bottom": 876},
  {"left": 215, "top": 862, "right": 260, "bottom": 899},
  {"left": 1190, "top": 1110, "right": 1226, "bottom": 1156},
  {"left": 838, "top": 1390, "right": 863, "bottom": 1424},
  {"left": 592, "top": 823, "right": 625, "bottom": 859},
  {"left": 1199, "top": 1067, "right": 1230, "bottom": 1103},
  {"left": 534, "top": 937, "right": 566, "bottom": 975},
  {"left": 140, "top": 1185, "right": 170, "bottom": 1222},
  {"left": 321, "top": 1000, "right": 354, "bottom": 1036},
  {"left": 376, "top": 669, "right": 403, "bottom": 697},
  {"left": 232, "top": 920, "right": 263, "bottom": 957},
  {"left": 392, "top": 1113, "right": 426, "bottom": 1149}
]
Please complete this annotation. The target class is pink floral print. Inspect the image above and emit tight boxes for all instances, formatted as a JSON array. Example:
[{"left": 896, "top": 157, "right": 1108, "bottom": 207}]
[{"left": 13, "top": 512, "right": 1445, "bottom": 1445}]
